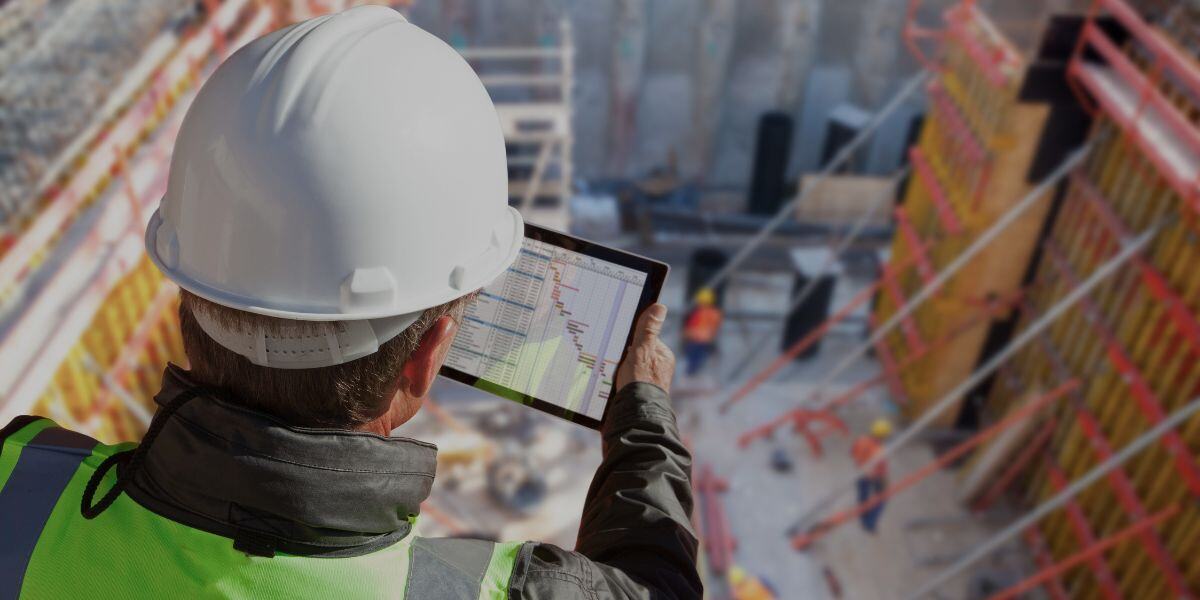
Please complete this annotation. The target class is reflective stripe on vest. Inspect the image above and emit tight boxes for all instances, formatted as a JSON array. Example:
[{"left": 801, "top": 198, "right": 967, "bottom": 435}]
[
  {"left": 407, "top": 537, "right": 525, "bottom": 599},
  {"left": 0, "top": 419, "right": 98, "bottom": 600},
  {"left": 0, "top": 417, "right": 524, "bottom": 599}
]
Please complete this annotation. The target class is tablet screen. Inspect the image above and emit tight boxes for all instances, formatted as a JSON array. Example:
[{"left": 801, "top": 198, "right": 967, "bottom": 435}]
[{"left": 441, "top": 225, "right": 667, "bottom": 429}]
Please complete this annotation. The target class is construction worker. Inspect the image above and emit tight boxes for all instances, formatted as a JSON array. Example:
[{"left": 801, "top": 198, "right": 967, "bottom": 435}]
[
  {"left": 0, "top": 7, "right": 700, "bottom": 598},
  {"left": 728, "top": 566, "right": 778, "bottom": 600},
  {"left": 682, "top": 287, "right": 723, "bottom": 376},
  {"left": 852, "top": 418, "right": 892, "bottom": 534}
]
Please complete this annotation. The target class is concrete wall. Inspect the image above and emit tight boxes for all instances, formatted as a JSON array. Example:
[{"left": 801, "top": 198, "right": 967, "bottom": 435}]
[{"left": 405, "top": 0, "right": 1054, "bottom": 187}]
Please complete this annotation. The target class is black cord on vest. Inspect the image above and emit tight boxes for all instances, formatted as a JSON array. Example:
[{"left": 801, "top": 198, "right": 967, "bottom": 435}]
[{"left": 81, "top": 387, "right": 213, "bottom": 519}]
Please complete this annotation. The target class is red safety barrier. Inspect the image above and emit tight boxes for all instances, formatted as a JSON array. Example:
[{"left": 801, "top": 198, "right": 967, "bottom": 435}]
[
  {"left": 737, "top": 409, "right": 848, "bottom": 457},
  {"left": 695, "top": 464, "right": 736, "bottom": 576}
]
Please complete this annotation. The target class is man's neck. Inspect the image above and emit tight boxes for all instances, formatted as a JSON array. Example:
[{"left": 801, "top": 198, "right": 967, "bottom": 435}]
[{"left": 358, "top": 392, "right": 422, "bottom": 435}]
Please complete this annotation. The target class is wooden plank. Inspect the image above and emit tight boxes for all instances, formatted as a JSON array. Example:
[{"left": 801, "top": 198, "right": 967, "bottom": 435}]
[{"left": 795, "top": 174, "right": 894, "bottom": 227}]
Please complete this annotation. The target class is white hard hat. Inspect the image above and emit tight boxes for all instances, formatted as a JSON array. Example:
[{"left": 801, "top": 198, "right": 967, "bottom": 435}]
[{"left": 146, "top": 6, "right": 523, "bottom": 368}]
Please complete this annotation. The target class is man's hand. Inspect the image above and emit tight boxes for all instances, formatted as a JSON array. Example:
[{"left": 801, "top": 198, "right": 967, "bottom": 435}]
[{"left": 615, "top": 303, "right": 675, "bottom": 393}]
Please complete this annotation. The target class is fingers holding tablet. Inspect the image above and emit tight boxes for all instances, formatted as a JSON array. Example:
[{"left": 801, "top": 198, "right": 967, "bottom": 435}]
[{"left": 616, "top": 304, "right": 675, "bottom": 394}]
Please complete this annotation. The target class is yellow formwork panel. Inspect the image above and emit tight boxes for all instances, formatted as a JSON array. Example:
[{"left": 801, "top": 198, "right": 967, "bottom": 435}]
[
  {"left": 30, "top": 257, "right": 183, "bottom": 445},
  {"left": 990, "top": 109, "right": 1200, "bottom": 598},
  {"left": 871, "top": 6, "right": 1058, "bottom": 427}
]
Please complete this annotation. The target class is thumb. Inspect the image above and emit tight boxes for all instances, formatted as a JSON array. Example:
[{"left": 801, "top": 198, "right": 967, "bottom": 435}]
[{"left": 633, "top": 303, "right": 667, "bottom": 346}]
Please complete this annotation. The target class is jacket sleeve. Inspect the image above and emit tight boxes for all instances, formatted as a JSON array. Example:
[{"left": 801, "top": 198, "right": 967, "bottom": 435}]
[{"left": 509, "top": 383, "right": 702, "bottom": 599}]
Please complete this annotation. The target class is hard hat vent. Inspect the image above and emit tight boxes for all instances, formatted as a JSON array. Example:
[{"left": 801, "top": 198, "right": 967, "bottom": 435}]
[{"left": 341, "top": 267, "right": 399, "bottom": 312}]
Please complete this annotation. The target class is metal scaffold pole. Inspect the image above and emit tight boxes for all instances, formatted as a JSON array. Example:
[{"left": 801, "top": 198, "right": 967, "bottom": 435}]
[
  {"left": 788, "top": 217, "right": 1164, "bottom": 532},
  {"left": 796, "top": 144, "right": 1091, "bottom": 407},
  {"left": 690, "top": 70, "right": 931, "bottom": 311},
  {"left": 901, "top": 395, "right": 1200, "bottom": 600}
]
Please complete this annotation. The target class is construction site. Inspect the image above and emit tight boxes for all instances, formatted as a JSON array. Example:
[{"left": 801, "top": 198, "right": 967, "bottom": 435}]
[{"left": 2, "top": 0, "right": 1199, "bottom": 597}]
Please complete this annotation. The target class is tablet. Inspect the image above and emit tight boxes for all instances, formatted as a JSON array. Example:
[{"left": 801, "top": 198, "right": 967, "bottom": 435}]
[{"left": 440, "top": 223, "right": 668, "bottom": 429}]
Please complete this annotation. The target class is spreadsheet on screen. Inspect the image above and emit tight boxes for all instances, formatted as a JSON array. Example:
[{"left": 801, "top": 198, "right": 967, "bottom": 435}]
[{"left": 445, "top": 238, "right": 647, "bottom": 421}]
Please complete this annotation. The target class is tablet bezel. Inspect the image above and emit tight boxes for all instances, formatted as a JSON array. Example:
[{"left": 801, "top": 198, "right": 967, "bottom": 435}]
[{"left": 439, "top": 222, "right": 669, "bottom": 430}]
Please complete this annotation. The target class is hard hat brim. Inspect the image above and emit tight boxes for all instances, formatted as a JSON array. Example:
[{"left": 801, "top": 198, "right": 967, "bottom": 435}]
[{"left": 146, "top": 205, "right": 525, "bottom": 322}]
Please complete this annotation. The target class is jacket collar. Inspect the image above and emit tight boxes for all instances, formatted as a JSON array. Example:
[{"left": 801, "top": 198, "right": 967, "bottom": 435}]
[{"left": 126, "top": 365, "right": 438, "bottom": 557}]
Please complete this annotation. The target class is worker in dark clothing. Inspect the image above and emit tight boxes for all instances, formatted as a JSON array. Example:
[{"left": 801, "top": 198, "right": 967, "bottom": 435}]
[
  {"left": 851, "top": 418, "right": 893, "bottom": 534},
  {"left": 0, "top": 7, "right": 700, "bottom": 599}
]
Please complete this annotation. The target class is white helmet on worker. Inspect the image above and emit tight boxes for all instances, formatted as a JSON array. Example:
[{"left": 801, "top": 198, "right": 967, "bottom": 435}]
[{"left": 146, "top": 6, "right": 522, "bottom": 368}]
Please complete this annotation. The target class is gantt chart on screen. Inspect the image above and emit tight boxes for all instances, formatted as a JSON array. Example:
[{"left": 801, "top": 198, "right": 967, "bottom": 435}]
[{"left": 445, "top": 239, "right": 646, "bottom": 421}]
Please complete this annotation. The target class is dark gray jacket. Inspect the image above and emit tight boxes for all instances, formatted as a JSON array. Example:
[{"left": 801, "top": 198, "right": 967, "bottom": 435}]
[
  {"left": 119, "top": 366, "right": 702, "bottom": 599},
  {"left": 513, "top": 382, "right": 702, "bottom": 598}
]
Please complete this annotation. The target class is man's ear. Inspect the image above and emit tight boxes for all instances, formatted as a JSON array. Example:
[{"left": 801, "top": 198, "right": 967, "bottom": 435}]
[{"left": 400, "top": 315, "right": 459, "bottom": 399}]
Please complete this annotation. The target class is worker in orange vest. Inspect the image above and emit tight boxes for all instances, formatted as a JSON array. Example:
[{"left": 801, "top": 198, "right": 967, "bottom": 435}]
[
  {"left": 728, "top": 565, "right": 777, "bottom": 600},
  {"left": 682, "top": 287, "right": 723, "bottom": 376},
  {"left": 852, "top": 418, "right": 892, "bottom": 534}
]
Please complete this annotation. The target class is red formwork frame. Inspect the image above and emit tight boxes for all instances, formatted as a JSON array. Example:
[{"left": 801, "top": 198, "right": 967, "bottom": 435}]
[
  {"left": 1022, "top": 322, "right": 1192, "bottom": 597},
  {"left": 1042, "top": 458, "right": 1123, "bottom": 600},
  {"left": 0, "top": 0, "right": 254, "bottom": 296},
  {"left": 903, "top": 0, "right": 946, "bottom": 75},
  {"left": 879, "top": 257, "right": 929, "bottom": 357},
  {"left": 98, "top": 282, "right": 179, "bottom": 397},
  {"left": 788, "top": 379, "right": 1080, "bottom": 551},
  {"left": 740, "top": 290, "right": 1025, "bottom": 448},
  {"left": 1068, "top": 0, "right": 1200, "bottom": 212},
  {"left": 1072, "top": 172, "right": 1200, "bottom": 351},
  {"left": 893, "top": 207, "right": 937, "bottom": 284},
  {"left": 998, "top": 505, "right": 1179, "bottom": 600},
  {"left": 0, "top": 1, "right": 277, "bottom": 422},
  {"left": 926, "top": 81, "right": 987, "bottom": 167},
  {"left": 868, "top": 315, "right": 910, "bottom": 405},
  {"left": 202, "top": 0, "right": 229, "bottom": 57},
  {"left": 909, "top": 147, "right": 966, "bottom": 236},
  {"left": 59, "top": 282, "right": 177, "bottom": 441},
  {"left": 1021, "top": 528, "right": 1072, "bottom": 600},
  {"left": 925, "top": 80, "right": 997, "bottom": 214},
  {"left": 942, "top": 2, "right": 1022, "bottom": 89},
  {"left": 1041, "top": 240, "right": 1200, "bottom": 497},
  {"left": 1072, "top": 407, "right": 1192, "bottom": 598},
  {"left": 972, "top": 416, "right": 1057, "bottom": 512},
  {"left": 906, "top": 2, "right": 1004, "bottom": 219}
]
